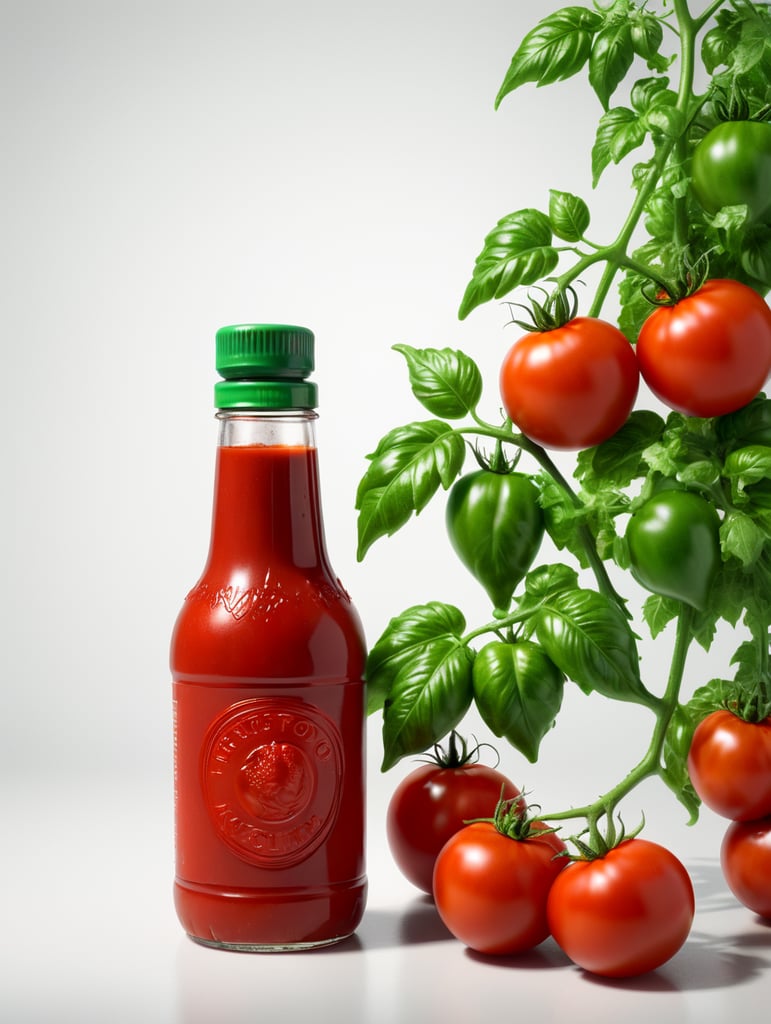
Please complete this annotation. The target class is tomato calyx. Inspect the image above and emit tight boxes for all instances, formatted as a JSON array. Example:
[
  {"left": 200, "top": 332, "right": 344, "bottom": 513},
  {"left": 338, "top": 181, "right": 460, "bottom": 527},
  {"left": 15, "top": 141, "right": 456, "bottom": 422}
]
[
  {"left": 467, "top": 787, "right": 560, "bottom": 845},
  {"left": 418, "top": 730, "right": 500, "bottom": 770},
  {"left": 469, "top": 439, "right": 520, "bottom": 475},
  {"left": 640, "top": 250, "right": 711, "bottom": 307},
  {"left": 708, "top": 82, "right": 769, "bottom": 126},
  {"left": 721, "top": 686, "right": 771, "bottom": 728},
  {"left": 565, "top": 813, "right": 646, "bottom": 862},
  {"left": 503, "top": 284, "right": 580, "bottom": 333}
]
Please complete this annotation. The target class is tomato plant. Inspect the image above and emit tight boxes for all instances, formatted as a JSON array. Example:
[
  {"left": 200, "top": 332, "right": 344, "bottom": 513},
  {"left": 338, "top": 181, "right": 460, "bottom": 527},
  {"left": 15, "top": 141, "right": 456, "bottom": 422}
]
[
  {"left": 355, "top": 0, "right": 771, "bottom": 975},
  {"left": 433, "top": 796, "right": 566, "bottom": 955},
  {"left": 687, "top": 710, "right": 771, "bottom": 821},
  {"left": 546, "top": 839, "right": 695, "bottom": 978},
  {"left": 692, "top": 120, "right": 771, "bottom": 224},
  {"left": 386, "top": 733, "right": 520, "bottom": 894},
  {"left": 636, "top": 279, "right": 771, "bottom": 418},
  {"left": 499, "top": 316, "right": 639, "bottom": 450},
  {"left": 721, "top": 815, "right": 771, "bottom": 918}
]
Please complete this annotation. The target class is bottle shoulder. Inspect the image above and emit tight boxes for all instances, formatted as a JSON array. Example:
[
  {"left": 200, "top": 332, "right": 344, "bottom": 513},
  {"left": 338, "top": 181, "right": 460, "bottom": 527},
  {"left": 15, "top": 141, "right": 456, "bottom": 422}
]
[{"left": 171, "top": 569, "right": 365, "bottom": 679}]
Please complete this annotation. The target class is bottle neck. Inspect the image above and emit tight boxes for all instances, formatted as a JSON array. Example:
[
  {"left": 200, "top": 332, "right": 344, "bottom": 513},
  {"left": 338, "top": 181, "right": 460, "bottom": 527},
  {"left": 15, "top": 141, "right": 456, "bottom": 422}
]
[
  {"left": 205, "top": 409, "right": 330, "bottom": 574},
  {"left": 216, "top": 409, "right": 319, "bottom": 449}
]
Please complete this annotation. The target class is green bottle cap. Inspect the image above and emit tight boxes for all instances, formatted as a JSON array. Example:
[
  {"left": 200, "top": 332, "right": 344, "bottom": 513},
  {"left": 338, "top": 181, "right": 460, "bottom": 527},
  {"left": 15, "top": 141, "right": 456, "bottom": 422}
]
[{"left": 214, "top": 323, "right": 318, "bottom": 409}]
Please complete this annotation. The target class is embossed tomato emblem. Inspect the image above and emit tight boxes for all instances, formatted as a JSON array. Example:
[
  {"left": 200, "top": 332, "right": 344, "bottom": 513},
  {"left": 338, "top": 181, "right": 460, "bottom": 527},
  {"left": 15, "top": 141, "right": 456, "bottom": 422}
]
[{"left": 238, "top": 741, "right": 313, "bottom": 822}]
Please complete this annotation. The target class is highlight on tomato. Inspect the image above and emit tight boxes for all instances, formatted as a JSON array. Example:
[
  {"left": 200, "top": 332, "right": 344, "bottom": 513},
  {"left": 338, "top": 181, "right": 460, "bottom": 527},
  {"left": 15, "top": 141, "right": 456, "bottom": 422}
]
[
  {"left": 721, "top": 815, "right": 771, "bottom": 919},
  {"left": 499, "top": 288, "right": 639, "bottom": 450},
  {"left": 546, "top": 837, "right": 695, "bottom": 978},
  {"left": 385, "top": 732, "right": 520, "bottom": 894},
  {"left": 687, "top": 709, "right": 771, "bottom": 822},
  {"left": 636, "top": 278, "right": 771, "bottom": 418},
  {"left": 432, "top": 794, "right": 567, "bottom": 955}
]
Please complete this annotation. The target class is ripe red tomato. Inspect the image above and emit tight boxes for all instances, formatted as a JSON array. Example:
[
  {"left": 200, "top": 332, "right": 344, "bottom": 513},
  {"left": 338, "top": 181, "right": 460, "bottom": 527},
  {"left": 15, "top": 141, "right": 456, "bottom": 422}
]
[
  {"left": 433, "top": 820, "right": 567, "bottom": 955},
  {"left": 687, "top": 710, "right": 771, "bottom": 821},
  {"left": 636, "top": 279, "right": 771, "bottom": 418},
  {"left": 386, "top": 751, "right": 520, "bottom": 894},
  {"left": 721, "top": 815, "right": 771, "bottom": 918},
  {"left": 499, "top": 317, "right": 639, "bottom": 450},
  {"left": 546, "top": 839, "right": 695, "bottom": 978}
]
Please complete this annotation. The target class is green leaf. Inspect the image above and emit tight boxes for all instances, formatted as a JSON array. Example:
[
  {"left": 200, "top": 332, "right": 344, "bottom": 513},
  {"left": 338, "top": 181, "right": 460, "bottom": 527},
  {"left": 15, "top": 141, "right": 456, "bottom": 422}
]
[
  {"left": 356, "top": 421, "right": 465, "bottom": 558},
  {"left": 472, "top": 640, "right": 564, "bottom": 763},
  {"left": 618, "top": 266, "right": 656, "bottom": 342},
  {"left": 537, "top": 478, "right": 591, "bottom": 568},
  {"left": 458, "top": 209, "right": 558, "bottom": 320},
  {"left": 630, "top": 76, "right": 677, "bottom": 113},
  {"left": 659, "top": 703, "right": 702, "bottom": 824},
  {"left": 535, "top": 587, "right": 649, "bottom": 704},
  {"left": 720, "top": 509, "right": 767, "bottom": 568},
  {"left": 630, "top": 11, "right": 664, "bottom": 63},
  {"left": 641, "top": 593, "right": 680, "bottom": 639},
  {"left": 591, "top": 107, "right": 647, "bottom": 187},
  {"left": 548, "top": 189, "right": 591, "bottom": 242},
  {"left": 495, "top": 6, "right": 602, "bottom": 107},
  {"left": 589, "top": 20, "right": 634, "bottom": 110},
  {"left": 577, "top": 410, "right": 666, "bottom": 491},
  {"left": 523, "top": 562, "right": 580, "bottom": 604},
  {"left": 723, "top": 445, "right": 771, "bottom": 503},
  {"left": 731, "top": 639, "right": 763, "bottom": 688},
  {"left": 716, "top": 394, "right": 771, "bottom": 451},
  {"left": 365, "top": 601, "right": 467, "bottom": 715},
  {"left": 381, "top": 635, "right": 474, "bottom": 770},
  {"left": 392, "top": 344, "right": 483, "bottom": 419}
]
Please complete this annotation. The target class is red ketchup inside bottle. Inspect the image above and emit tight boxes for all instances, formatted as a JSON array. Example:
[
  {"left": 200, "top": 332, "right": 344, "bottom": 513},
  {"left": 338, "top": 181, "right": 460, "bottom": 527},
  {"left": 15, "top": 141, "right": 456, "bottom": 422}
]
[{"left": 172, "top": 408, "right": 366, "bottom": 951}]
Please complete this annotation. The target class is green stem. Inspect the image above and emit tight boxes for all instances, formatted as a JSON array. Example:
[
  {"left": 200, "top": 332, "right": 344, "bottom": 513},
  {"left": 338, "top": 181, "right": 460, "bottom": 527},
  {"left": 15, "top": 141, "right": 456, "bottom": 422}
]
[
  {"left": 543, "top": 605, "right": 695, "bottom": 834},
  {"left": 558, "top": 0, "right": 703, "bottom": 320},
  {"left": 693, "top": 0, "right": 729, "bottom": 31}
]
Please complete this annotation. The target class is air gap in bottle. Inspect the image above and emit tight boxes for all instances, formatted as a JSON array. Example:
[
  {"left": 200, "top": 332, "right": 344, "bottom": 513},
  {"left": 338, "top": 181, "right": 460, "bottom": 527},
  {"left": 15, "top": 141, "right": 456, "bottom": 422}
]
[{"left": 171, "top": 324, "right": 367, "bottom": 951}]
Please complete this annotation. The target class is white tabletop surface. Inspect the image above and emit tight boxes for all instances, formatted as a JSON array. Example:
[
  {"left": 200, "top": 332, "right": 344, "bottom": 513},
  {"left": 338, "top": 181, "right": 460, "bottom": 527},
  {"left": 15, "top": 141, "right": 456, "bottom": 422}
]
[{"left": 4, "top": 761, "right": 770, "bottom": 1024}]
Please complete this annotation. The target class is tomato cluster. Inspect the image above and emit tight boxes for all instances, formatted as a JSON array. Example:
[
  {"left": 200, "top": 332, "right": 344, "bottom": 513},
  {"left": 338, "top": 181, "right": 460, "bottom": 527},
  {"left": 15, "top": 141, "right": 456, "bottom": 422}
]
[
  {"left": 387, "top": 745, "right": 695, "bottom": 977},
  {"left": 499, "top": 279, "right": 771, "bottom": 450},
  {"left": 688, "top": 710, "right": 771, "bottom": 918}
]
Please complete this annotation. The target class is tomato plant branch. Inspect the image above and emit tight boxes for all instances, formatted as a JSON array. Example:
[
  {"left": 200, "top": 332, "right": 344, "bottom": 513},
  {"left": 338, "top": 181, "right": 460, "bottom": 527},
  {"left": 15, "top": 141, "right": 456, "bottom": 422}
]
[
  {"left": 541, "top": 605, "right": 694, "bottom": 840},
  {"left": 558, "top": 0, "right": 704, "bottom": 319}
]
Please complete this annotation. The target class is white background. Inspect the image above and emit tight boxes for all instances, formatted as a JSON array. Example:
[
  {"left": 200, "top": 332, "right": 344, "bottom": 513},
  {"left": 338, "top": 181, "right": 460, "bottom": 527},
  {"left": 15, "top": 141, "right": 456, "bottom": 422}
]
[{"left": 2, "top": 1, "right": 769, "bottom": 1021}]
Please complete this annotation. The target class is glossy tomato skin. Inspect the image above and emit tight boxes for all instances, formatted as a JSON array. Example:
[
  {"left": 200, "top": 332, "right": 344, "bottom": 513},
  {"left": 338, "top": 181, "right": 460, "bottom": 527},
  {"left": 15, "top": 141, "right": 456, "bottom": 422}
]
[
  {"left": 499, "top": 317, "right": 639, "bottom": 450},
  {"left": 692, "top": 121, "right": 771, "bottom": 223},
  {"left": 433, "top": 821, "right": 567, "bottom": 955},
  {"left": 721, "top": 816, "right": 771, "bottom": 918},
  {"left": 386, "top": 763, "right": 520, "bottom": 894},
  {"left": 546, "top": 839, "right": 695, "bottom": 978},
  {"left": 445, "top": 469, "right": 544, "bottom": 611},
  {"left": 626, "top": 490, "right": 721, "bottom": 611},
  {"left": 636, "top": 279, "right": 771, "bottom": 418},
  {"left": 687, "top": 711, "right": 771, "bottom": 821}
]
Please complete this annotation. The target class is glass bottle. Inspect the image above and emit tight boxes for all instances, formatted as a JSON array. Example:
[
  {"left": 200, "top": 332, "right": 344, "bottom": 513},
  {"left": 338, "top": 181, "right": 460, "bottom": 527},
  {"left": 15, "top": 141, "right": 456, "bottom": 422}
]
[{"left": 171, "top": 324, "right": 367, "bottom": 951}]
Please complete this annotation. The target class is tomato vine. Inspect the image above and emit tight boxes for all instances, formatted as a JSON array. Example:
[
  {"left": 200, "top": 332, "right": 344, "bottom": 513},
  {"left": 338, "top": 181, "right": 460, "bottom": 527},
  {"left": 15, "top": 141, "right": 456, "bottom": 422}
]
[{"left": 357, "top": 0, "right": 771, "bottom": 842}]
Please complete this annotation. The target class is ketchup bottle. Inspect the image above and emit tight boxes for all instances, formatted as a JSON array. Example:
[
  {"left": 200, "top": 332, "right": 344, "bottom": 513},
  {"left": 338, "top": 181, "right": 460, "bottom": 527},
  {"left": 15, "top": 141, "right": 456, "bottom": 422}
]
[{"left": 171, "top": 324, "right": 367, "bottom": 951}]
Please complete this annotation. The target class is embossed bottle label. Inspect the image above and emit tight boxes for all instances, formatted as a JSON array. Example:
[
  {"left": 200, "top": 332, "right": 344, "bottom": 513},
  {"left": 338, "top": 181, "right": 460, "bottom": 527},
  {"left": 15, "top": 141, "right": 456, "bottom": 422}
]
[{"left": 202, "top": 698, "right": 344, "bottom": 868}]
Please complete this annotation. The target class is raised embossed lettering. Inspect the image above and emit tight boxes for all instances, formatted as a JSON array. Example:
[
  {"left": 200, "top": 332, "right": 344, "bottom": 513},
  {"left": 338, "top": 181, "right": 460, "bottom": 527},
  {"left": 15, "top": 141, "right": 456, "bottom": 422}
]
[{"left": 203, "top": 698, "right": 344, "bottom": 868}]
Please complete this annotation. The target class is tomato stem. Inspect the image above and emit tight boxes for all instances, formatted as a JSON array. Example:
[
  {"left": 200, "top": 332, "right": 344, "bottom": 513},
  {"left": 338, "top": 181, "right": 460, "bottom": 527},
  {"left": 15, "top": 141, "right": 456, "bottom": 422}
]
[{"left": 542, "top": 605, "right": 694, "bottom": 833}]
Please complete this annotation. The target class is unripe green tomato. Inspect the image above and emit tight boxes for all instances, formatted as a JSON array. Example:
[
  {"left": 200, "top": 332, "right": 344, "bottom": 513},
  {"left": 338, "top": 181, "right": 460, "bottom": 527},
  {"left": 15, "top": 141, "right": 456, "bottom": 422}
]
[
  {"left": 446, "top": 470, "right": 544, "bottom": 612},
  {"left": 626, "top": 490, "right": 721, "bottom": 611},
  {"left": 692, "top": 121, "right": 771, "bottom": 223}
]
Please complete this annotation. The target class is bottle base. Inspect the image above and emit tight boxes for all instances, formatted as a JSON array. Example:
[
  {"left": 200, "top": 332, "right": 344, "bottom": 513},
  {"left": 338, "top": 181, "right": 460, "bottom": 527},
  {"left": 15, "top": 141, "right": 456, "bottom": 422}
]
[
  {"left": 188, "top": 932, "right": 354, "bottom": 953},
  {"left": 174, "top": 875, "right": 367, "bottom": 953}
]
